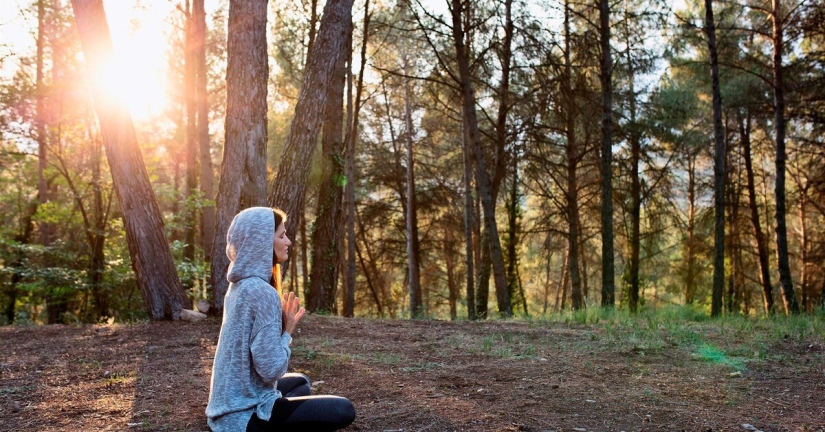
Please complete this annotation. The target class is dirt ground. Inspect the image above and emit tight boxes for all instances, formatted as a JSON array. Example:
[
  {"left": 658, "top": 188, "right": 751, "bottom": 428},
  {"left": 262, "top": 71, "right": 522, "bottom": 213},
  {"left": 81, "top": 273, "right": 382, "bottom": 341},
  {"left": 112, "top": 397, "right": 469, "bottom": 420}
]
[{"left": 1, "top": 315, "right": 824, "bottom": 432}]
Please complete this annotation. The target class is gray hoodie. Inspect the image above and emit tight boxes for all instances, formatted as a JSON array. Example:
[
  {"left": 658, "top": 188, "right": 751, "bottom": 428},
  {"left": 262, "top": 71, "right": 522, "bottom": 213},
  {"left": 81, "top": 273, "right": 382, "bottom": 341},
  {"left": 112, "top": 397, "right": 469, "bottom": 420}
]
[{"left": 206, "top": 207, "right": 293, "bottom": 432}]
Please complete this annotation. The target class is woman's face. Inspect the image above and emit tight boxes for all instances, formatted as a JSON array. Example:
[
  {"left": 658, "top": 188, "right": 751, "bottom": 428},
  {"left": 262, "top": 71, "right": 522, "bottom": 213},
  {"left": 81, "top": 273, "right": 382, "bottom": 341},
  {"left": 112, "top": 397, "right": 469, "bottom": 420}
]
[{"left": 273, "top": 221, "right": 291, "bottom": 263}]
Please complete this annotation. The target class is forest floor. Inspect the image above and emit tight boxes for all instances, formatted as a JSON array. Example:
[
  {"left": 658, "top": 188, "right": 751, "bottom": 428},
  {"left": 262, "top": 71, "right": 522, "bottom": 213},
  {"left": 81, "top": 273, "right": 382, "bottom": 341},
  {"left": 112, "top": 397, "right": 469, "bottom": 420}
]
[{"left": 1, "top": 313, "right": 824, "bottom": 432}]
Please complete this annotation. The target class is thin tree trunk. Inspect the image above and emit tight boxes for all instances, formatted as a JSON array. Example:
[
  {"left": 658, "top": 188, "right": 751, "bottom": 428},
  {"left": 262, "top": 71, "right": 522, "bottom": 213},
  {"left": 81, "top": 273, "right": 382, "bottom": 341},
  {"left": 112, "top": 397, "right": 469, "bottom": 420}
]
[
  {"left": 463, "top": 124, "right": 476, "bottom": 320},
  {"left": 37, "top": 0, "right": 51, "bottom": 248},
  {"left": 685, "top": 152, "right": 697, "bottom": 304},
  {"left": 705, "top": 0, "right": 726, "bottom": 317},
  {"left": 402, "top": 43, "right": 423, "bottom": 318},
  {"left": 599, "top": 0, "right": 615, "bottom": 308},
  {"left": 563, "top": 0, "right": 583, "bottom": 311},
  {"left": 445, "top": 225, "right": 458, "bottom": 319},
  {"left": 193, "top": 0, "right": 214, "bottom": 263},
  {"left": 505, "top": 153, "right": 520, "bottom": 309},
  {"left": 344, "top": 0, "right": 369, "bottom": 318},
  {"left": 184, "top": 0, "right": 198, "bottom": 263},
  {"left": 210, "top": 0, "right": 269, "bottom": 312},
  {"left": 771, "top": 0, "right": 800, "bottom": 314},
  {"left": 451, "top": 0, "right": 510, "bottom": 317},
  {"left": 71, "top": 0, "right": 189, "bottom": 320},
  {"left": 267, "top": 0, "right": 356, "bottom": 244},
  {"left": 740, "top": 112, "right": 774, "bottom": 314},
  {"left": 799, "top": 193, "right": 809, "bottom": 312},
  {"left": 555, "top": 245, "right": 570, "bottom": 312}
]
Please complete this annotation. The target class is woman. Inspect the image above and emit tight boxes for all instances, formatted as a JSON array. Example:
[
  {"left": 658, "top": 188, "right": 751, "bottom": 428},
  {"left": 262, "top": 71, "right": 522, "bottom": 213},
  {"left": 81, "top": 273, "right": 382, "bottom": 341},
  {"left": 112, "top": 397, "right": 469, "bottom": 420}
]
[{"left": 206, "top": 207, "right": 355, "bottom": 432}]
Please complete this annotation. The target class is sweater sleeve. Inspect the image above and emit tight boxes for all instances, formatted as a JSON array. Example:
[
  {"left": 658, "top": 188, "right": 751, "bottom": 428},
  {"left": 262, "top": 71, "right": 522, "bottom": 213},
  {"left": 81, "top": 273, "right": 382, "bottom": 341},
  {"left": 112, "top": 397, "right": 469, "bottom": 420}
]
[{"left": 249, "top": 293, "right": 293, "bottom": 385}]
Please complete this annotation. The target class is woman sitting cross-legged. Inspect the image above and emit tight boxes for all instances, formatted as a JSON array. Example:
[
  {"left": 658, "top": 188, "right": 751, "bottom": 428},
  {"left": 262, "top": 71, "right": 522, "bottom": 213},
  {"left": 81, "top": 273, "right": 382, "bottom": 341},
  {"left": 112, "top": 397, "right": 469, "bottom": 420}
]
[{"left": 206, "top": 206, "right": 356, "bottom": 432}]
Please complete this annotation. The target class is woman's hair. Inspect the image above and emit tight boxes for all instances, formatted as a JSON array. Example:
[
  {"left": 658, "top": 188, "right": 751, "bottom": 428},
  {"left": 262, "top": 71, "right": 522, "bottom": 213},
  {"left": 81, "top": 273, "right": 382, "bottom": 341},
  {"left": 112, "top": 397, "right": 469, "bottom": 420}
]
[{"left": 270, "top": 207, "right": 288, "bottom": 290}]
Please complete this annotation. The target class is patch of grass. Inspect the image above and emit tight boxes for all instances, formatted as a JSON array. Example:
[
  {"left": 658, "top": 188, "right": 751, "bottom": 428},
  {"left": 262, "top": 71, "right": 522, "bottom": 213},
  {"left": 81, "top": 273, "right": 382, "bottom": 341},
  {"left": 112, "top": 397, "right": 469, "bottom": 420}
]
[
  {"left": 696, "top": 343, "right": 745, "bottom": 371},
  {"left": 368, "top": 352, "right": 402, "bottom": 365},
  {"left": 0, "top": 385, "right": 32, "bottom": 395}
]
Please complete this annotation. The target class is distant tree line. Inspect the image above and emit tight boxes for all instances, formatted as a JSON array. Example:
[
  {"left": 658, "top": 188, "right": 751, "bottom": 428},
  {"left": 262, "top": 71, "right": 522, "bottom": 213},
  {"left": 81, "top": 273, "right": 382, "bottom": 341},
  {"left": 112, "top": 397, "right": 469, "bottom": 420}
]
[{"left": 0, "top": 0, "right": 823, "bottom": 324}]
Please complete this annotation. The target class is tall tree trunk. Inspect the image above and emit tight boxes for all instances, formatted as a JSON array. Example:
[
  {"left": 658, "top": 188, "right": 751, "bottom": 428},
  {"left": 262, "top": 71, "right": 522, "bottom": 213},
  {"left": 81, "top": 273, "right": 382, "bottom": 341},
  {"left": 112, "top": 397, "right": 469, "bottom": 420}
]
[
  {"left": 307, "top": 16, "right": 349, "bottom": 313},
  {"left": 402, "top": 45, "right": 423, "bottom": 318},
  {"left": 71, "top": 0, "right": 189, "bottom": 320},
  {"left": 193, "top": 0, "right": 214, "bottom": 264},
  {"left": 505, "top": 153, "right": 521, "bottom": 309},
  {"left": 799, "top": 192, "right": 809, "bottom": 312},
  {"left": 451, "top": 0, "right": 511, "bottom": 318},
  {"left": 740, "top": 112, "right": 774, "bottom": 313},
  {"left": 267, "top": 0, "right": 356, "bottom": 244},
  {"left": 771, "top": 0, "right": 800, "bottom": 314},
  {"left": 37, "top": 0, "right": 52, "bottom": 248},
  {"left": 705, "top": 0, "right": 726, "bottom": 317},
  {"left": 685, "top": 152, "right": 697, "bottom": 304},
  {"left": 463, "top": 124, "right": 477, "bottom": 320},
  {"left": 183, "top": 0, "right": 198, "bottom": 263},
  {"left": 344, "top": 0, "right": 369, "bottom": 318},
  {"left": 598, "top": 0, "right": 615, "bottom": 308},
  {"left": 626, "top": 34, "right": 641, "bottom": 312},
  {"left": 210, "top": 0, "right": 269, "bottom": 311},
  {"left": 563, "top": 0, "right": 583, "bottom": 311}
]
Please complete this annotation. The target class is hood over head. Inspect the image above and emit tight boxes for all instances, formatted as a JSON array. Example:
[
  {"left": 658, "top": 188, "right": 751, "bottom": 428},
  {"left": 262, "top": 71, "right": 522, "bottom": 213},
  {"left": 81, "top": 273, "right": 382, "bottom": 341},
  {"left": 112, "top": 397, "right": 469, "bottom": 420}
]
[{"left": 226, "top": 206, "right": 274, "bottom": 284}]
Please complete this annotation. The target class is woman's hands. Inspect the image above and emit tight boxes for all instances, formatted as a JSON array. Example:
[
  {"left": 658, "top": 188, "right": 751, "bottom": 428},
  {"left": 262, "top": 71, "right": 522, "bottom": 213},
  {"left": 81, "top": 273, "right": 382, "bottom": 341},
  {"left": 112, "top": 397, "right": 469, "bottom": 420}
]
[{"left": 281, "top": 291, "right": 306, "bottom": 336}]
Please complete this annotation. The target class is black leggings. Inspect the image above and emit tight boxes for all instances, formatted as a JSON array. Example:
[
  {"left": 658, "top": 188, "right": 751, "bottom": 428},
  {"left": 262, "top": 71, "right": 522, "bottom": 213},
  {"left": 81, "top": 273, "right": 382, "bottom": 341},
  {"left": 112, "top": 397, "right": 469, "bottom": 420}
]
[{"left": 246, "top": 373, "right": 355, "bottom": 432}]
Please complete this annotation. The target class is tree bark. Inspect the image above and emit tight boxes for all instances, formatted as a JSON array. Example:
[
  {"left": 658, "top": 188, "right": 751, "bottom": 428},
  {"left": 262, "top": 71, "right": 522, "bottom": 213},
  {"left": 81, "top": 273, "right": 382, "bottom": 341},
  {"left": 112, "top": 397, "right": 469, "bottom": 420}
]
[
  {"left": 450, "top": 0, "right": 511, "bottom": 317},
  {"left": 193, "top": 0, "right": 214, "bottom": 263},
  {"left": 463, "top": 124, "right": 477, "bottom": 320},
  {"left": 344, "top": 0, "right": 370, "bottom": 318},
  {"left": 267, "top": 0, "right": 356, "bottom": 244},
  {"left": 562, "top": 0, "right": 583, "bottom": 311},
  {"left": 184, "top": 0, "right": 198, "bottom": 263},
  {"left": 71, "top": 0, "right": 189, "bottom": 320},
  {"left": 402, "top": 42, "right": 423, "bottom": 318},
  {"left": 704, "top": 0, "right": 726, "bottom": 317},
  {"left": 740, "top": 112, "right": 774, "bottom": 314},
  {"left": 771, "top": 0, "right": 800, "bottom": 314},
  {"left": 598, "top": 0, "right": 615, "bottom": 308},
  {"left": 307, "top": 15, "right": 350, "bottom": 313},
  {"left": 685, "top": 152, "right": 698, "bottom": 304},
  {"left": 210, "top": 0, "right": 269, "bottom": 312}
]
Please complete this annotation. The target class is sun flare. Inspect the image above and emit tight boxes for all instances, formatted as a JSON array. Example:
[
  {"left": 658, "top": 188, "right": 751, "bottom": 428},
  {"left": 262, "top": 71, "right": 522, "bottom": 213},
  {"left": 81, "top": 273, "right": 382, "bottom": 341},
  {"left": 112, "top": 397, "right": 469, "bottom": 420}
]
[{"left": 94, "top": 0, "right": 175, "bottom": 121}]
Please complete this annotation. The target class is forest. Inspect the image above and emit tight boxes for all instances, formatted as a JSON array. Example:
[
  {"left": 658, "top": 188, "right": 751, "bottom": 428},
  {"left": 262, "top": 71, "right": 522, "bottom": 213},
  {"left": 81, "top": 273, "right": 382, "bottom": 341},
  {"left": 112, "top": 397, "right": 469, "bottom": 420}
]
[{"left": 1, "top": 0, "right": 824, "bottom": 326}]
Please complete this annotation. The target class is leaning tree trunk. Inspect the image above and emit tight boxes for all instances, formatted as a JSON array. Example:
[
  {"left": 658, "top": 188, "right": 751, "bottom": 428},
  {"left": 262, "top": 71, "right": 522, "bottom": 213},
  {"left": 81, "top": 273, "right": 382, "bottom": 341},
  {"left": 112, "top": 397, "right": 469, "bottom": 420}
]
[
  {"left": 463, "top": 125, "right": 477, "bottom": 320},
  {"left": 705, "top": 0, "right": 726, "bottom": 317},
  {"left": 771, "top": 0, "right": 800, "bottom": 314},
  {"left": 740, "top": 112, "right": 774, "bottom": 314},
  {"left": 598, "top": 0, "right": 615, "bottom": 308},
  {"left": 451, "top": 0, "right": 511, "bottom": 317},
  {"left": 71, "top": 0, "right": 189, "bottom": 320},
  {"left": 210, "top": 0, "right": 269, "bottom": 312},
  {"left": 268, "top": 0, "right": 356, "bottom": 243}
]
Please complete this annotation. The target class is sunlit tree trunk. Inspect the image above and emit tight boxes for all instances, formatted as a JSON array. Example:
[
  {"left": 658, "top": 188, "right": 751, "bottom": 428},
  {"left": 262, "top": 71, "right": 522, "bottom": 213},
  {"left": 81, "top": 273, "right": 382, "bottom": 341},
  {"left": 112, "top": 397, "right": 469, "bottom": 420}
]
[
  {"left": 193, "top": 0, "right": 214, "bottom": 264},
  {"left": 268, "top": 0, "right": 356, "bottom": 243},
  {"left": 210, "top": 0, "right": 269, "bottom": 311},
  {"left": 771, "top": 0, "right": 800, "bottom": 314},
  {"left": 704, "top": 0, "right": 726, "bottom": 317},
  {"left": 71, "top": 0, "right": 189, "bottom": 320},
  {"left": 183, "top": 0, "right": 197, "bottom": 263}
]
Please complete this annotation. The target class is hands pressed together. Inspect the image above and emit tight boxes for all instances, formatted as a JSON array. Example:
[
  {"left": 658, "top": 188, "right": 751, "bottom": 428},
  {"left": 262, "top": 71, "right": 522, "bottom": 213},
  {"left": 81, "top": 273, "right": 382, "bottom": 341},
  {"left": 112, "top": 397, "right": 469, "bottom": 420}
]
[{"left": 281, "top": 291, "right": 306, "bottom": 337}]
